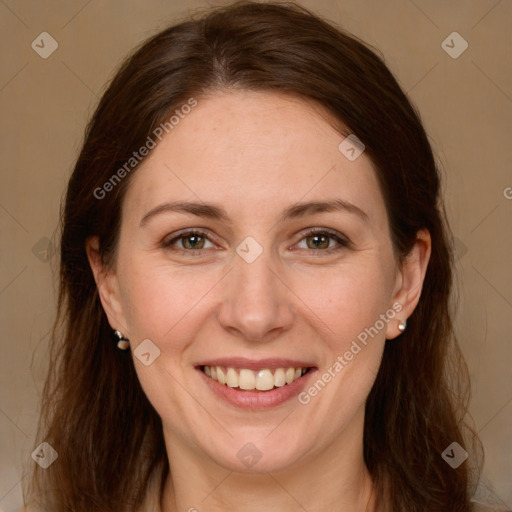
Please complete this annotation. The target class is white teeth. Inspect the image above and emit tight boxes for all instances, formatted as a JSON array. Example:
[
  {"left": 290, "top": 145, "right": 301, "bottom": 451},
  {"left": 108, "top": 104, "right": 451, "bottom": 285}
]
[
  {"left": 274, "top": 368, "right": 286, "bottom": 387},
  {"left": 226, "top": 368, "right": 238, "bottom": 388},
  {"left": 256, "top": 369, "right": 274, "bottom": 391},
  {"left": 239, "top": 369, "right": 256, "bottom": 390},
  {"left": 202, "top": 365, "right": 309, "bottom": 391}
]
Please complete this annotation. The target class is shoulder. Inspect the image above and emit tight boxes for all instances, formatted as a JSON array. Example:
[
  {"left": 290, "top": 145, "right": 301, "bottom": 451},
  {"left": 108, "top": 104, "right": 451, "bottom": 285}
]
[
  {"left": 134, "top": 472, "right": 163, "bottom": 512},
  {"left": 19, "top": 499, "right": 510, "bottom": 512},
  {"left": 470, "top": 500, "right": 511, "bottom": 512},
  {"left": 19, "top": 473, "right": 164, "bottom": 512}
]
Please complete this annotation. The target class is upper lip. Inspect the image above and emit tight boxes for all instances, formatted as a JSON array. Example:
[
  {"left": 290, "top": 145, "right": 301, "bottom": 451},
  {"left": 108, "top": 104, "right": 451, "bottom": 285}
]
[{"left": 196, "top": 357, "right": 316, "bottom": 371}]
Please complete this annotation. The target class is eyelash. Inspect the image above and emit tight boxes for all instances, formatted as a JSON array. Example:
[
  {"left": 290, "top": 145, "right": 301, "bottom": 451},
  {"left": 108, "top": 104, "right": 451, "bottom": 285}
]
[
  {"left": 161, "top": 229, "right": 215, "bottom": 255},
  {"left": 295, "top": 228, "right": 350, "bottom": 254},
  {"left": 161, "top": 228, "right": 350, "bottom": 256}
]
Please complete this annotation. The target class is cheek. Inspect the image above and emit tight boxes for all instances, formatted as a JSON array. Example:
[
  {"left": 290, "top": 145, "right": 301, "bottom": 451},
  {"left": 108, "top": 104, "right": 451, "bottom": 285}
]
[
  {"left": 296, "top": 258, "right": 395, "bottom": 350},
  {"left": 289, "top": 259, "right": 395, "bottom": 447},
  {"left": 117, "top": 259, "right": 224, "bottom": 415},
  {"left": 119, "top": 249, "right": 396, "bottom": 348},
  {"left": 118, "top": 257, "right": 222, "bottom": 346}
]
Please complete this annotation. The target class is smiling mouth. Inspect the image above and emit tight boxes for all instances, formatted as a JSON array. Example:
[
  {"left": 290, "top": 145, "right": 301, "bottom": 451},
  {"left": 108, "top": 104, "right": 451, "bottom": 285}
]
[{"left": 201, "top": 365, "right": 312, "bottom": 391}]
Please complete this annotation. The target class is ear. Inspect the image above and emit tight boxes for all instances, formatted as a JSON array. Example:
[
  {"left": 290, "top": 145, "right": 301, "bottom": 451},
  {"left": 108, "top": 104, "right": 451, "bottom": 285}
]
[
  {"left": 85, "top": 236, "right": 129, "bottom": 335},
  {"left": 386, "top": 229, "right": 431, "bottom": 340}
]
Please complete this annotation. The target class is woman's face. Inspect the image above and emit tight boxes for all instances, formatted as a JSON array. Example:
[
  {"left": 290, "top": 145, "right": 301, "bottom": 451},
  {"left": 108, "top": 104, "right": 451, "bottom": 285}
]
[{"left": 95, "top": 90, "right": 422, "bottom": 473}]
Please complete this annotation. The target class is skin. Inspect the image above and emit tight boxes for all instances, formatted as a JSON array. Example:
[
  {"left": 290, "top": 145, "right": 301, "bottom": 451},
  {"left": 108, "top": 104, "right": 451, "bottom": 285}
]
[{"left": 87, "top": 90, "right": 431, "bottom": 512}]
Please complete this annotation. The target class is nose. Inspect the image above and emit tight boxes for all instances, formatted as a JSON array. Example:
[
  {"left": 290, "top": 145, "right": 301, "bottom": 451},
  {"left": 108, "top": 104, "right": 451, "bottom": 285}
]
[{"left": 217, "top": 246, "right": 294, "bottom": 343}]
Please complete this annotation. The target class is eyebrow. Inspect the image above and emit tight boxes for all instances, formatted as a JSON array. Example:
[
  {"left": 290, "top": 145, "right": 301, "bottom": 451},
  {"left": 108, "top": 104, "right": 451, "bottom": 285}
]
[{"left": 139, "top": 198, "right": 369, "bottom": 227}]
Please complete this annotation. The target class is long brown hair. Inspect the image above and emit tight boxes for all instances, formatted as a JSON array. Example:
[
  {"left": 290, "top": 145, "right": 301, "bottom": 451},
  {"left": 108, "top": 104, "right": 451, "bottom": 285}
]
[{"left": 25, "top": 2, "right": 483, "bottom": 510}]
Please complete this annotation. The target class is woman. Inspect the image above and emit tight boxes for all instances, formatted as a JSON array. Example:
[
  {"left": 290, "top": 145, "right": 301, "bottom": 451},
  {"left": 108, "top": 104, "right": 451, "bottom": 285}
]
[{"left": 25, "top": 1, "right": 499, "bottom": 511}]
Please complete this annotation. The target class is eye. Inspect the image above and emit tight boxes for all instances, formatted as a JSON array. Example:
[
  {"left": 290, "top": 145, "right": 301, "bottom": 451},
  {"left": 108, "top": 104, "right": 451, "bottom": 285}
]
[
  {"left": 161, "top": 227, "right": 350, "bottom": 256},
  {"left": 294, "top": 228, "right": 350, "bottom": 254},
  {"left": 162, "top": 230, "right": 216, "bottom": 253}
]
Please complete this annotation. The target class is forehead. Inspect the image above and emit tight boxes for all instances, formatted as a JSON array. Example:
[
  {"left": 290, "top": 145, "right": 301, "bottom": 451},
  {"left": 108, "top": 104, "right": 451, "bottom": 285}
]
[{"left": 123, "top": 90, "right": 386, "bottom": 226}]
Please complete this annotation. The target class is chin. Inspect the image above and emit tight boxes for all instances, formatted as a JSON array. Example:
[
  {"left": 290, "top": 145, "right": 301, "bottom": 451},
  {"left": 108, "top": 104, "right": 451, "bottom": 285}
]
[{"left": 201, "top": 431, "right": 310, "bottom": 474}]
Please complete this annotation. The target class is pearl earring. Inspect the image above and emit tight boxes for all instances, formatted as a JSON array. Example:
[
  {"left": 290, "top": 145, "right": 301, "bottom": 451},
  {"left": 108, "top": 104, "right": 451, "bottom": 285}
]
[
  {"left": 114, "top": 330, "right": 130, "bottom": 350},
  {"left": 397, "top": 319, "right": 407, "bottom": 333}
]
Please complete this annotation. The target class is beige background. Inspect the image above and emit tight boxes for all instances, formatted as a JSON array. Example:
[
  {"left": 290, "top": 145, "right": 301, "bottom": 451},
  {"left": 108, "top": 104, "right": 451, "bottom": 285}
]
[{"left": 0, "top": 0, "right": 511, "bottom": 510}]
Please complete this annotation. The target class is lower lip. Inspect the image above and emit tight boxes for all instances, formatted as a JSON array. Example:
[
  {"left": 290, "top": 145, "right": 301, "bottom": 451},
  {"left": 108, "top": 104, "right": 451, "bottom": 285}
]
[{"left": 197, "top": 367, "right": 316, "bottom": 409}]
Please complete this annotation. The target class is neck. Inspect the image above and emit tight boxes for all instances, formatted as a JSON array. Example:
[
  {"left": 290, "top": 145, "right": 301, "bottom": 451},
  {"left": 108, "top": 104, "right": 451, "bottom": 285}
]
[{"left": 160, "top": 408, "right": 376, "bottom": 512}]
